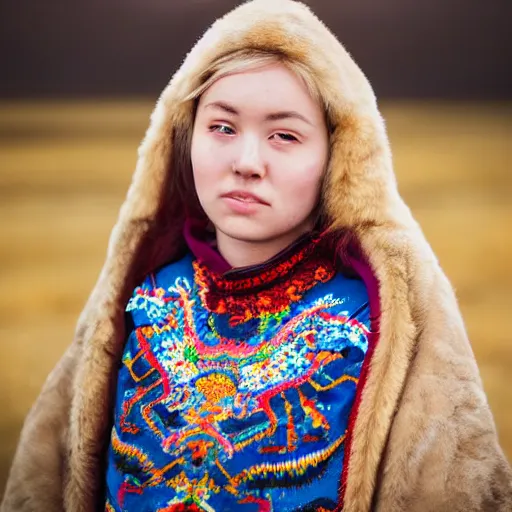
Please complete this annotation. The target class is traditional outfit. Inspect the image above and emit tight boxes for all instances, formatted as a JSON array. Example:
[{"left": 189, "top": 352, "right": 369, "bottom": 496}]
[
  {"left": 105, "top": 232, "right": 372, "bottom": 511},
  {"left": 2, "top": 1, "right": 511, "bottom": 511}
]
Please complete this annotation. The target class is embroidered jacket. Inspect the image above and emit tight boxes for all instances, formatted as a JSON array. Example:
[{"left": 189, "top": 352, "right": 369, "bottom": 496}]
[{"left": 105, "top": 238, "right": 370, "bottom": 511}]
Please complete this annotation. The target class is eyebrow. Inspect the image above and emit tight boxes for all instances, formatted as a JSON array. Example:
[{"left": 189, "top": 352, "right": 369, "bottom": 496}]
[{"left": 204, "top": 100, "right": 313, "bottom": 126}]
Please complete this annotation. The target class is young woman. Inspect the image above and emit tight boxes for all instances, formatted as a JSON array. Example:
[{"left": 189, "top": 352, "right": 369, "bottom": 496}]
[{"left": 2, "top": 1, "right": 511, "bottom": 511}]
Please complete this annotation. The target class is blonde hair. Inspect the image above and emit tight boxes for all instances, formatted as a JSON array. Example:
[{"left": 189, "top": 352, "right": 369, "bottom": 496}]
[{"left": 184, "top": 49, "right": 333, "bottom": 131}]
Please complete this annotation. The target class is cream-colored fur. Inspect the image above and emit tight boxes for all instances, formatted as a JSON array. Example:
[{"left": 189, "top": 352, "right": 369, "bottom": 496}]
[{"left": 2, "top": 1, "right": 511, "bottom": 510}]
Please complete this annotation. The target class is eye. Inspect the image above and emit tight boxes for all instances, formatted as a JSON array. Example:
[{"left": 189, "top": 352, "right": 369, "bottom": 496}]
[
  {"left": 271, "top": 132, "right": 298, "bottom": 142},
  {"left": 209, "top": 124, "right": 235, "bottom": 135}
]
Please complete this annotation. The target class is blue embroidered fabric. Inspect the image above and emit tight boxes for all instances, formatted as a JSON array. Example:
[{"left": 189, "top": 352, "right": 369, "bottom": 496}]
[{"left": 105, "top": 242, "right": 370, "bottom": 512}]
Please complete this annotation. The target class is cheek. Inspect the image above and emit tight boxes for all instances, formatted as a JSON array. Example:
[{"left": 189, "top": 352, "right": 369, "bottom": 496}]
[
  {"left": 278, "top": 157, "right": 325, "bottom": 202},
  {"left": 191, "top": 135, "right": 221, "bottom": 194}
]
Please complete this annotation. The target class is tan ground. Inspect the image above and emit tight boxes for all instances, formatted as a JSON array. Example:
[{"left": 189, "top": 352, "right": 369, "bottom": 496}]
[{"left": 0, "top": 100, "right": 510, "bottom": 496}]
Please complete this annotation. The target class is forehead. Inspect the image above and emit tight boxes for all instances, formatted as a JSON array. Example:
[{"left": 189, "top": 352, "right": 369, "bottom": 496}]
[{"left": 198, "top": 63, "right": 323, "bottom": 121}]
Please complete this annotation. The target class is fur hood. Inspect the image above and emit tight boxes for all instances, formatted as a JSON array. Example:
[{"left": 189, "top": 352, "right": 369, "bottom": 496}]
[{"left": 2, "top": 1, "right": 511, "bottom": 511}]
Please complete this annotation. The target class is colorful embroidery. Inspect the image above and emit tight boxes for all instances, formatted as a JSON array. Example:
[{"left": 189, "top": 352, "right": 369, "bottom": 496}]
[
  {"left": 105, "top": 501, "right": 116, "bottom": 512},
  {"left": 193, "top": 237, "right": 335, "bottom": 326},
  {"left": 106, "top": 246, "right": 370, "bottom": 512}
]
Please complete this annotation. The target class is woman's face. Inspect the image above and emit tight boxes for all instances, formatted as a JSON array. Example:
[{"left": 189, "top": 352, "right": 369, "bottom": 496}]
[{"left": 191, "top": 63, "right": 329, "bottom": 254}]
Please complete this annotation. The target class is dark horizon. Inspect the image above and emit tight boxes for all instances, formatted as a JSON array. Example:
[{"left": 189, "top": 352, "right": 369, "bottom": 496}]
[{"left": 1, "top": 0, "right": 511, "bottom": 100}]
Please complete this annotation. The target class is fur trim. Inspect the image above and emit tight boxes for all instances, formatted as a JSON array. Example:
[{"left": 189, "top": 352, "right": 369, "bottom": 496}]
[{"left": 2, "top": 1, "right": 510, "bottom": 511}]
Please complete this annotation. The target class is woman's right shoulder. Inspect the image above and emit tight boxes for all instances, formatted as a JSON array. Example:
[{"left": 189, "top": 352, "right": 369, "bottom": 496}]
[
  {"left": 135, "top": 253, "right": 195, "bottom": 291},
  {"left": 125, "top": 252, "right": 195, "bottom": 326}
]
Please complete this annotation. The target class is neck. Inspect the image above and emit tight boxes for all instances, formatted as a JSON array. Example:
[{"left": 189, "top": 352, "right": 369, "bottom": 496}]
[{"left": 216, "top": 227, "right": 313, "bottom": 269}]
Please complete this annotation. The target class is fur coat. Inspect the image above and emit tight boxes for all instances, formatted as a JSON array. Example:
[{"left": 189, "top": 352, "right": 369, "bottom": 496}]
[{"left": 2, "top": 1, "right": 511, "bottom": 510}]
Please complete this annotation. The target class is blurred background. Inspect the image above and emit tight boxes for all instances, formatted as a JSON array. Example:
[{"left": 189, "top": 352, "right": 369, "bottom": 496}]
[{"left": 0, "top": 0, "right": 511, "bottom": 497}]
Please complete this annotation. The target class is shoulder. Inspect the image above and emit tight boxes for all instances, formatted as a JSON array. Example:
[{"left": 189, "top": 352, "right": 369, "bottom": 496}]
[
  {"left": 322, "top": 270, "right": 371, "bottom": 325},
  {"left": 332, "top": 270, "right": 368, "bottom": 297},
  {"left": 152, "top": 252, "right": 196, "bottom": 287},
  {"left": 126, "top": 253, "right": 195, "bottom": 327}
]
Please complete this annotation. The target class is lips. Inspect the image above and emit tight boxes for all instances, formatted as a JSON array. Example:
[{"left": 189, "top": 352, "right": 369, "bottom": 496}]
[{"left": 221, "top": 190, "right": 268, "bottom": 205}]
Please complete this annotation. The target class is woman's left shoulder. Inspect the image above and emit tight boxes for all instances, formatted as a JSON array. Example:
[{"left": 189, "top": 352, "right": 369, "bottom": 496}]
[{"left": 310, "top": 269, "right": 371, "bottom": 326}]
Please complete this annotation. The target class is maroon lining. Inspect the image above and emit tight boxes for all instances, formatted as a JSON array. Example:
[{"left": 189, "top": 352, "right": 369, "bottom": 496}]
[
  {"left": 338, "top": 250, "right": 382, "bottom": 510},
  {"left": 183, "top": 216, "right": 232, "bottom": 273}
]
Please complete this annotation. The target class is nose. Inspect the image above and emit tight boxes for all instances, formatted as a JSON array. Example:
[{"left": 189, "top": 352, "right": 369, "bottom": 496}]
[{"left": 233, "top": 135, "right": 266, "bottom": 179}]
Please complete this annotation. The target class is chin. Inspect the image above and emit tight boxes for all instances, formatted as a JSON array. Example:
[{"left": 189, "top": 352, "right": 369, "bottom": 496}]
[
  {"left": 219, "top": 227, "right": 274, "bottom": 244},
  {"left": 215, "top": 217, "right": 281, "bottom": 243}
]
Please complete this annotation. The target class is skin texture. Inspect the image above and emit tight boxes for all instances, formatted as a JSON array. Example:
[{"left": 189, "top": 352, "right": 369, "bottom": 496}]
[{"left": 191, "top": 63, "right": 329, "bottom": 268}]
